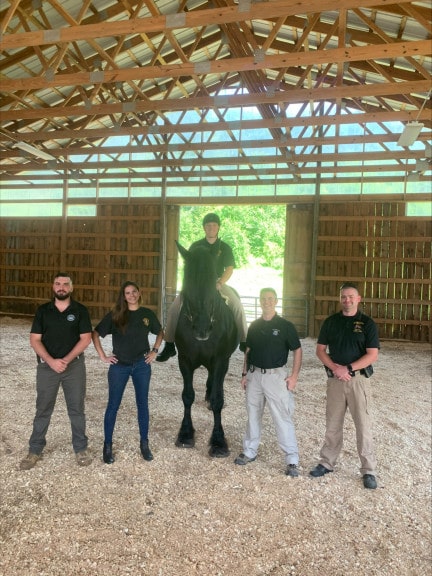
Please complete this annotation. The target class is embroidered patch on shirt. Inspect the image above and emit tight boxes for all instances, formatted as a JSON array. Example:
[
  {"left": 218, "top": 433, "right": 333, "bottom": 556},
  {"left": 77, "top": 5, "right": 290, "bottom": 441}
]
[
  {"left": 272, "top": 329, "right": 280, "bottom": 336},
  {"left": 353, "top": 321, "right": 364, "bottom": 333},
  {"left": 143, "top": 318, "right": 149, "bottom": 326},
  {"left": 66, "top": 314, "right": 76, "bottom": 322}
]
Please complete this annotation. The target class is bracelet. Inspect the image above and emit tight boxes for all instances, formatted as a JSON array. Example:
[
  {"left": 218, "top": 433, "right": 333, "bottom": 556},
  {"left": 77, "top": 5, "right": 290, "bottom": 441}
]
[
  {"left": 347, "top": 364, "right": 353, "bottom": 372},
  {"left": 242, "top": 372, "right": 247, "bottom": 377},
  {"left": 152, "top": 348, "right": 159, "bottom": 353}
]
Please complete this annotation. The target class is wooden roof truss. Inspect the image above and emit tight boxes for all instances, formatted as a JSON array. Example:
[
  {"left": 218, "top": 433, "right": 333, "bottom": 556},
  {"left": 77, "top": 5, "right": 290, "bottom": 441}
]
[{"left": 0, "top": 0, "right": 431, "bottom": 191}]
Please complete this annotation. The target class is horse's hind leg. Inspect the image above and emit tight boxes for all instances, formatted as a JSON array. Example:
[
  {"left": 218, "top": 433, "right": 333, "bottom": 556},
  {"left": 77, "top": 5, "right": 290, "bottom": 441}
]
[{"left": 175, "top": 370, "right": 195, "bottom": 448}]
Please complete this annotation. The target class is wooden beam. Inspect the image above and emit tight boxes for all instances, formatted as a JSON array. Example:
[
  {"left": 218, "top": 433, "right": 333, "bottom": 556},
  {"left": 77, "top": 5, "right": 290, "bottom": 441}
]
[
  {"left": 0, "top": 0, "right": 409, "bottom": 50},
  {"left": 1, "top": 79, "right": 429, "bottom": 122},
  {"left": 2, "top": 131, "right": 429, "bottom": 159},
  {"left": 1, "top": 109, "right": 428, "bottom": 143},
  {"left": 0, "top": 0, "right": 21, "bottom": 35},
  {"left": 1, "top": 40, "right": 429, "bottom": 92},
  {"left": 1, "top": 148, "right": 428, "bottom": 172}
]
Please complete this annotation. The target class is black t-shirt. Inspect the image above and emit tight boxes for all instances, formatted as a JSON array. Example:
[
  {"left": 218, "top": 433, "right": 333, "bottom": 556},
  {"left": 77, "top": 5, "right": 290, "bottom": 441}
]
[
  {"left": 95, "top": 307, "right": 162, "bottom": 364},
  {"left": 189, "top": 238, "right": 235, "bottom": 278},
  {"left": 246, "top": 314, "right": 301, "bottom": 369},
  {"left": 31, "top": 299, "right": 92, "bottom": 359},
  {"left": 317, "top": 310, "right": 380, "bottom": 365}
]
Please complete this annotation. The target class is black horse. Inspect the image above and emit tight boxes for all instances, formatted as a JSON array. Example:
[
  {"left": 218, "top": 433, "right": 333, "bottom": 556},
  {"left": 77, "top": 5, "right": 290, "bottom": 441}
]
[{"left": 174, "top": 242, "right": 238, "bottom": 457}]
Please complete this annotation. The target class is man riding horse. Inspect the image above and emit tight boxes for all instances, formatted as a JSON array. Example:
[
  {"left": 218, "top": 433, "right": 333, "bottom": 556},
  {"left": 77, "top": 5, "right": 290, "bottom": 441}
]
[
  {"left": 157, "top": 213, "right": 247, "bottom": 362},
  {"left": 173, "top": 241, "right": 239, "bottom": 457}
]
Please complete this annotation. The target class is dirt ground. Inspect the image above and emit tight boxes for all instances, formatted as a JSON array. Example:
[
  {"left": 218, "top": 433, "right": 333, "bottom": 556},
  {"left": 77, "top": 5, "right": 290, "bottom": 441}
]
[{"left": 0, "top": 317, "right": 430, "bottom": 576}]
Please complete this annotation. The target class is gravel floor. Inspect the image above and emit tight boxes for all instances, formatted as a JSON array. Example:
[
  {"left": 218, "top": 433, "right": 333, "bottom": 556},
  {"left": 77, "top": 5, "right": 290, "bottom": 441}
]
[{"left": 0, "top": 317, "right": 430, "bottom": 576}]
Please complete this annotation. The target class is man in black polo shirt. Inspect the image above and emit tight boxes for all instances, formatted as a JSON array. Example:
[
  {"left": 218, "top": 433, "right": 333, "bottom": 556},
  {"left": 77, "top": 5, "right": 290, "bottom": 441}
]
[
  {"left": 310, "top": 282, "right": 380, "bottom": 489},
  {"left": 234, "top": 287, "right": 303, "bottom": 476},
  {"left": 20, "top": 273, "right": 93, "bottom": 470}
]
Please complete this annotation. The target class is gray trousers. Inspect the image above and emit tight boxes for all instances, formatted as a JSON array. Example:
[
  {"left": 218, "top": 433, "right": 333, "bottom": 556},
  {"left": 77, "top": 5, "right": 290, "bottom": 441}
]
[
  {"left": 28, "top": 355, "right": 88, "bottom": 454},
  {"left": 164, "top": 285, "right": 247, "bottom": 342},
  {"left": 242, "top": 367, "right": 299, "bottom": 465}
]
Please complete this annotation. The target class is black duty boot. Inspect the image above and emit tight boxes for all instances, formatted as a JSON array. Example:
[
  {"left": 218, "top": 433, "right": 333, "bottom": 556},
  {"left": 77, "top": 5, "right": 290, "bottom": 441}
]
[
  {"left": 103, "top": 442, "right": 114, "bottom": 464},
  {"left": 156, "top": 342, "right": 176, "bottom": 362},
  {"left": 140, "top": 440, "right": 154, "bottom": 461}
]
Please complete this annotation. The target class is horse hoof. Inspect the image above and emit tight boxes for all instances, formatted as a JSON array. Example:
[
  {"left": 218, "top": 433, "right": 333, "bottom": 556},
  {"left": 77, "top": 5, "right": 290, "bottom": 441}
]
[
  {"left": 209, "top": 447, "right": 230, "bottom": 458},
  {"left": 175, "top": 439, "right": 195, "bottom": 449}
]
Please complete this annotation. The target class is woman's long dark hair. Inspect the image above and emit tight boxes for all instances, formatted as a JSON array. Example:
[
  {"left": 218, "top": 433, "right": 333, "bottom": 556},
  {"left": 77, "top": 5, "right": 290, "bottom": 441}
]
[{"left": 112, "top": 281, "right": 141, "bottom": 332}]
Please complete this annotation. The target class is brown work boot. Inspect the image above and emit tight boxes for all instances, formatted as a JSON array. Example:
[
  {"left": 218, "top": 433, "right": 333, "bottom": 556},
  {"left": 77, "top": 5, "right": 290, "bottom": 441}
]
[
  {"left": 76, "top": 449, "right": 92, "bottom": 467},
  {"left": 20, "top": 452, "right": 41, "bottom": 470}
]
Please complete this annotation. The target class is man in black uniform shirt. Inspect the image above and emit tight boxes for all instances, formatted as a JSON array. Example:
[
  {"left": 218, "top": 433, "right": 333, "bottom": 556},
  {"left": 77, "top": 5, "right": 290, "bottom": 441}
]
[
  {"left": 310, "top": 282, "right": 380, "bottom": 489},
  {"left": 157, "top": 212, "right": 247, "bottom": 361},
  {"left": 20, "top": 273, "right": 93, "bottom": 470},
  {"left": 234, "top": 288, "right": 302, "bottom": 477}
]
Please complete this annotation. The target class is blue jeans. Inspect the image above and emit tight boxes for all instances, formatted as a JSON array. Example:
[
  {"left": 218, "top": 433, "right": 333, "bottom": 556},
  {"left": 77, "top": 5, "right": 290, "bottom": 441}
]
[{"left": 104, "top": 358, "right": 151, "bottom": 443}]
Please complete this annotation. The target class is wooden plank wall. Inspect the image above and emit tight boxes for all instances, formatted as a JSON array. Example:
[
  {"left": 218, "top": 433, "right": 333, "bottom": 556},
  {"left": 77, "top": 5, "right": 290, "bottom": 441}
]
[
  {"left": 1, "top": 199, "right": 430, "bottom": 341},
  {"left": 314, "top": 201, "right": 431, "bottom": 342},
  {"left": 0, "top": 202, "right": 162, "bottom": 323},
  {"left": 283, "top": 203, "right": 314, "bottom": 336}
]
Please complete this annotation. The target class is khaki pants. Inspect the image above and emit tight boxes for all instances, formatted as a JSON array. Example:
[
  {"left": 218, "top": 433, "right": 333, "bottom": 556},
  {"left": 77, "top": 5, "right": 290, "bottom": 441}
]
[{"left": 319, "top": 375, "right": 377, "bottom": 475}]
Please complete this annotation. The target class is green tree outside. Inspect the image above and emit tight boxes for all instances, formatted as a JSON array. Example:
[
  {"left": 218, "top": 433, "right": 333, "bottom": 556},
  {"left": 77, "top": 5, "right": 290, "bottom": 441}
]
[{"left": 179, "top": 205, "right": 286, "bottom": 269}]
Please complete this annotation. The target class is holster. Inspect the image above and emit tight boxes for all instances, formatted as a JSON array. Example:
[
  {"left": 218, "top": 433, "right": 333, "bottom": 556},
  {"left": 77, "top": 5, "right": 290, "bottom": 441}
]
[{"left": 361, "top": 365, "right": 374, "bottom": 378}]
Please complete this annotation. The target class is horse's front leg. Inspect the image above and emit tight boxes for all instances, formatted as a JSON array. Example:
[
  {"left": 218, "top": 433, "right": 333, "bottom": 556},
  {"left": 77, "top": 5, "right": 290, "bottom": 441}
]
[
  {"left": 207, "top": 361, "right": 230, "bottom": 458},
  {"left": 175, "top": 364, "right": 195, "bottom": 448},
  {"left": 209, "top": 410, "right": 229, "bottom": 458}
]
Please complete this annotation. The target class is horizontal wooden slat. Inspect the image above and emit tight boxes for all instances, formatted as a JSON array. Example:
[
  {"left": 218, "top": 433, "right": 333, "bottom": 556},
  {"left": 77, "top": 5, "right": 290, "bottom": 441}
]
[
  {"left": 315, "top": 276, "right": 431, "bottom": 284},
  {"left": 317, "top": 236, "right": 431, "bottom": 242},
  {"left": 314, "top": 315, "right": 431, "bottom": 327}
]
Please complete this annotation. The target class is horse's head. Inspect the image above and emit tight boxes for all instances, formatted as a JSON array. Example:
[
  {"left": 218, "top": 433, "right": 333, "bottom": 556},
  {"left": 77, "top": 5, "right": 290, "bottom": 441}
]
[{"left": 176, "top": 241, "right": 219, "bottom": 341}]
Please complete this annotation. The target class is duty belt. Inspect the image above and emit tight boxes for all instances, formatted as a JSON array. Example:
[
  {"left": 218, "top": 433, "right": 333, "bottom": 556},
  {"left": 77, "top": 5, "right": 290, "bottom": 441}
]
[
  {"left": 324, "top": 365, "right": 373, "bottom": 378},
  {"left": 249, "top": 365, "right": 282, "bottom": 375}
]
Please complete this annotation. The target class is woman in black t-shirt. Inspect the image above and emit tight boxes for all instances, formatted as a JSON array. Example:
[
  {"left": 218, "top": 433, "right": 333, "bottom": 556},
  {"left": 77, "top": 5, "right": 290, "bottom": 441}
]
[{"left": 92, "top": 281, "right": 164, "bottom": 464}]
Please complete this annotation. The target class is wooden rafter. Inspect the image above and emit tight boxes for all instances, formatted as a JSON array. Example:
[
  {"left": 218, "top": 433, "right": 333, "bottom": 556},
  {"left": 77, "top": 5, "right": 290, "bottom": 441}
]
[{"left": 0, "top": 0, "right": 430, "bottom": 184}]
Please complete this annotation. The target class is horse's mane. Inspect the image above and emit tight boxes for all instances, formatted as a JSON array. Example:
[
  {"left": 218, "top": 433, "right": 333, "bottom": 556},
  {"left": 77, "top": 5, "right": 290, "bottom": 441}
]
[{"left": 181, "top": 245, "right": 218, "bottom": 304}]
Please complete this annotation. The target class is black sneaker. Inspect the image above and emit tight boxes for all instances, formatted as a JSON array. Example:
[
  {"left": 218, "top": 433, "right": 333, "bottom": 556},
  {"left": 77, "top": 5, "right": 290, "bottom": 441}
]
[
  {"left": 285, "top": 464, "right": 299, "bottom": 477},
  {"left": 363, "top": 474, "right": 377, "bottom": 489},
  {"left": 156, "top": 342, "right": 176, "bottom": 362},
  {"left": 234, "top": 453, "right": 256, "bottom": 465},
  {"left": 309, "top": 463, "right": 332, "bottom": 477}
]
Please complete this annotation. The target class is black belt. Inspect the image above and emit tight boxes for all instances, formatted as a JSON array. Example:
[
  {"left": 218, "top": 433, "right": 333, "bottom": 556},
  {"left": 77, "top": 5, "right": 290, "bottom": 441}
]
[
  {"left": 325, "top": 366, "right": 356, "bottom": 378},
  {"left": 249, "top": 365, "right": 283, "bottom": 374},
  {"left": 324, "top": 366, "right": 372, "bottom": 378},
  {"left": 117, "top": 356, "right": 147, "bottom": 366},
  {"left": 38, "top": 354, "right": 81, "bottom": 364}
]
